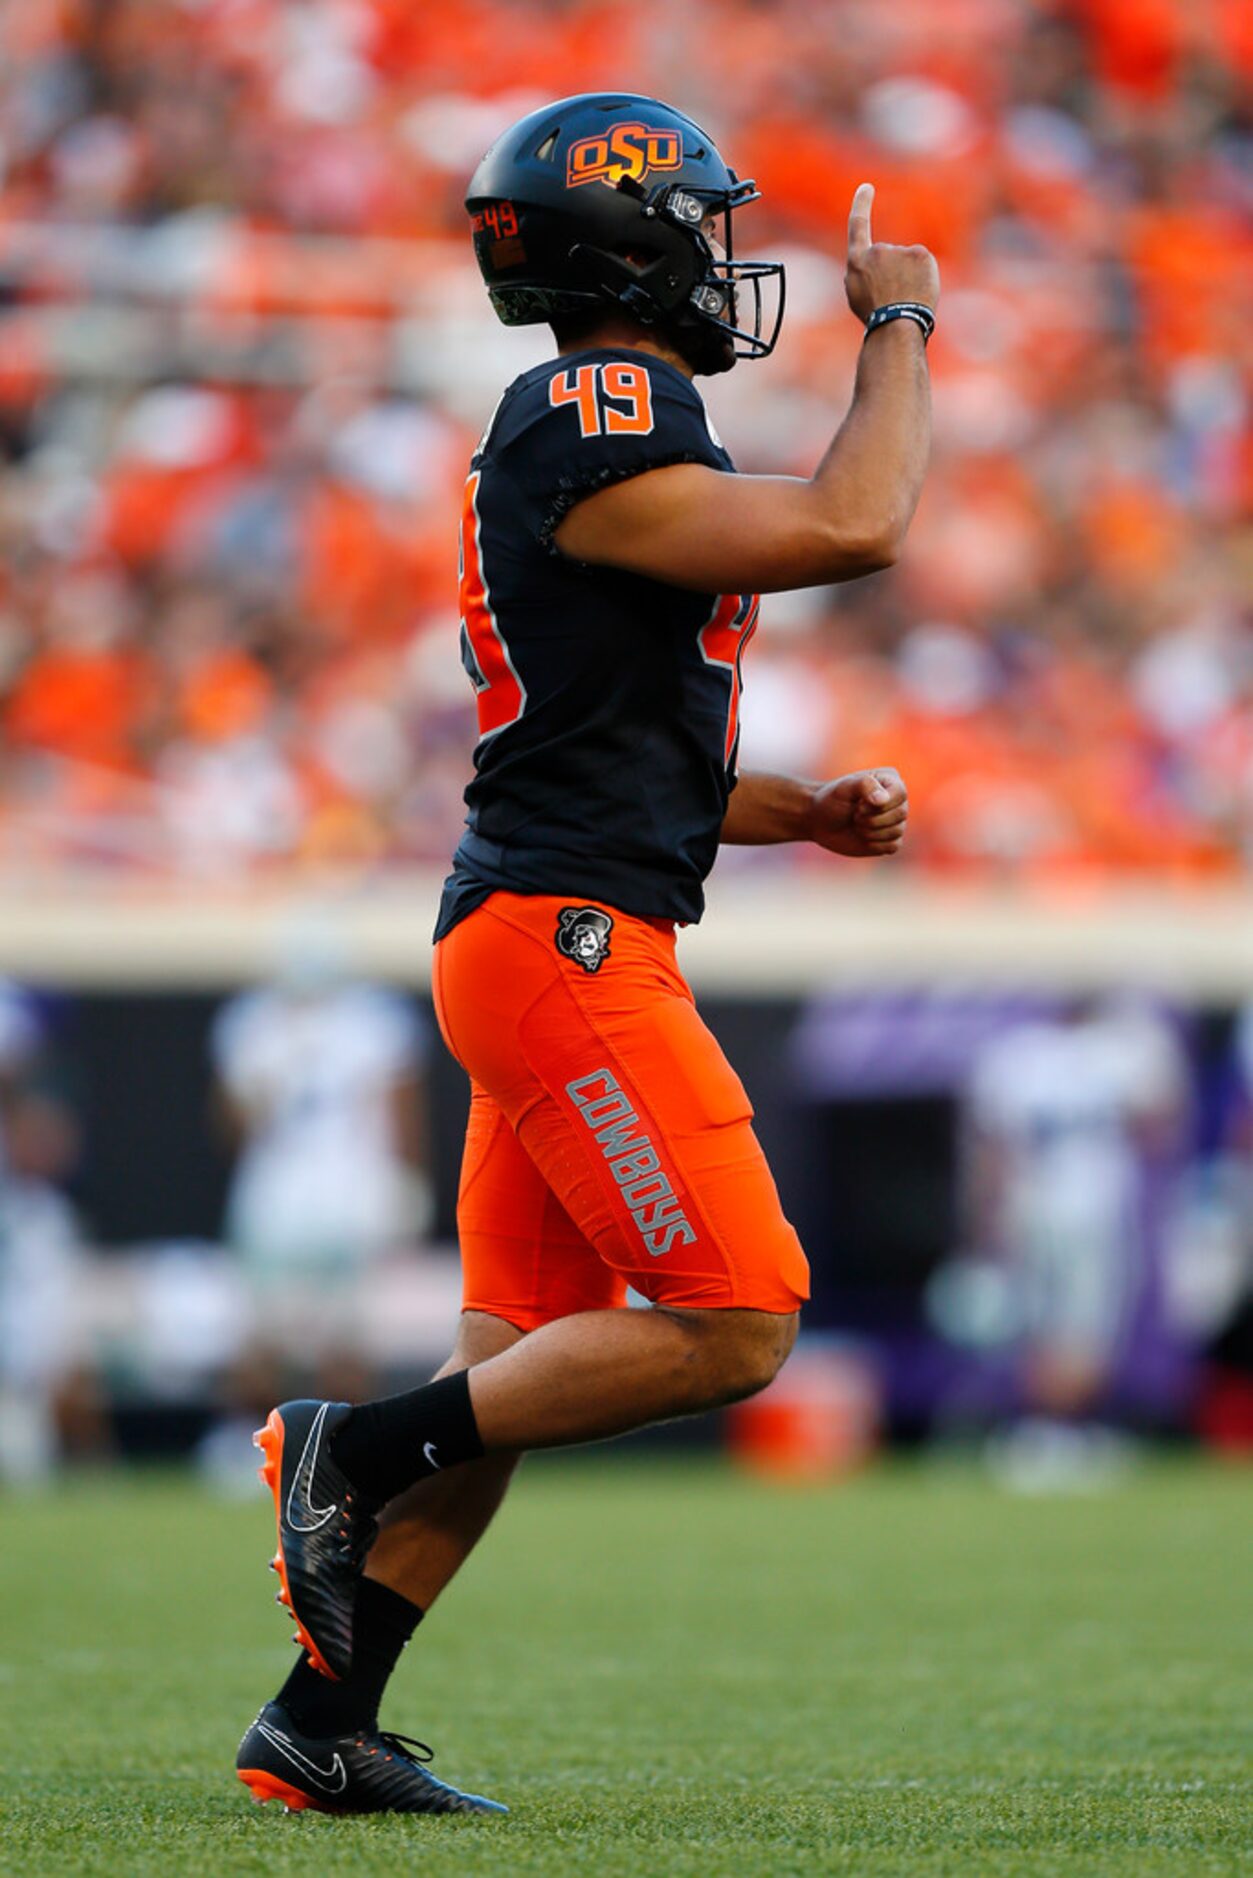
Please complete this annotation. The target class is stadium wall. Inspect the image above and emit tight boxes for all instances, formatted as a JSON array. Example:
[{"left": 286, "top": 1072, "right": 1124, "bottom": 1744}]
[{"left": 3, "top": 875, "right": 1252, "bottom": 999}]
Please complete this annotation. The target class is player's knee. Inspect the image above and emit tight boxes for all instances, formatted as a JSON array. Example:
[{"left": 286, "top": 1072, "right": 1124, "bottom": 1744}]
[
  {"left": 735, "top": 1309, "right": 798, "bottom": 1399},
  {"left": 700, "top": 1308, "right": 798, "bottom": 1405}
]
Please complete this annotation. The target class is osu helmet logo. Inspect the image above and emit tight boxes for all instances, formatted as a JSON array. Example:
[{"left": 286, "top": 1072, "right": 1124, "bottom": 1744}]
[
  {"left": 566, "top": 122, "right": 683, "bottom": 190},
  {"left": 555, "top": 906, "right": 614, "bottom": 973}
]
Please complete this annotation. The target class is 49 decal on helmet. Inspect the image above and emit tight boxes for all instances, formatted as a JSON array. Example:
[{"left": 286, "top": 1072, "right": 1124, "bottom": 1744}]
[{"left": 465, "top": 92, "right": 786, "bottom": 376}]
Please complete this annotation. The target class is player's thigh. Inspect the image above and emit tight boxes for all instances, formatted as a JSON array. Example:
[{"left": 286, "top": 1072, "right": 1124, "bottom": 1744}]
[
  {"left": 515, "top": 1004, "right": 810, "bottom": 1315},
  {"left": 437, "top": 896, "right": 808, "bottom": 1315},
  {"left": 457, "top": 1083, "right": 627, "bottom": 1332}
]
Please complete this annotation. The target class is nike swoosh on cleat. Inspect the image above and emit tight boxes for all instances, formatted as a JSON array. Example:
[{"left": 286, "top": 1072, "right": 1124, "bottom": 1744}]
[
  {"left": 255, "top": 1722, "right": 348, "bottom": 1793},
  {"left": 285, "top": 1403, "right": 338, "bottom": 1534},
  {"left": 423, "top": 1442, "right": 441, "bottom": 1470}
]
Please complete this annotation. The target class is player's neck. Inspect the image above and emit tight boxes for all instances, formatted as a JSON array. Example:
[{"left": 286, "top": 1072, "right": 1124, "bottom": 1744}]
[{"left": 555, "top": 323, "right": 695, "bottom": 380}]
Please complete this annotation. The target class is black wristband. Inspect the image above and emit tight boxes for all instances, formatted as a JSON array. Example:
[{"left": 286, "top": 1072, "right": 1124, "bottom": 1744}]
[{"left": 864, "top": 301, "right": 935, "bottom": 344}]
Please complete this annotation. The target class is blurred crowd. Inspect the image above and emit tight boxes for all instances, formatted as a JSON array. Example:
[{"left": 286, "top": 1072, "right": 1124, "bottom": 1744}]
[{"left": 0, "top": 0, "right": 1250, "bottom": 880}]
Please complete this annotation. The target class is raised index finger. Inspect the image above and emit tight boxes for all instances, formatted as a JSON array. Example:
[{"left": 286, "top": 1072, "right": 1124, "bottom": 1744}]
[{"left": 848, "top": 182, "right": 874, "bottom": 258}]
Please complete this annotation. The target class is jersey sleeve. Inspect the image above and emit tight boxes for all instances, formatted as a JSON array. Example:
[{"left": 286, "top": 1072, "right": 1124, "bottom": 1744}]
[{"left": 491, "top": 355, "right": 727, "bottom": 552}]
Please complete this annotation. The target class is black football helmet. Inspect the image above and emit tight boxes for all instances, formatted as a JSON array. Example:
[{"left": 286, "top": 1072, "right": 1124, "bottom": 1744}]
[{"left": 466, "top": 92, "right": 785, "bottom": 376}]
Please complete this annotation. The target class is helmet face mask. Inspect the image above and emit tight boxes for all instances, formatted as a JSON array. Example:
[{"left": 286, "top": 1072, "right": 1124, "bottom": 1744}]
[{"left": 466, "top": 94, "right": 786, "bottom": 375}]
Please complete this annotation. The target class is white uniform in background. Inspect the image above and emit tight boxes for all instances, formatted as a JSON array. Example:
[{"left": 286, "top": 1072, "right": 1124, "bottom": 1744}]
[
  {"left": 1233, "top": 1005, "right": 1253, "bottom": 1108},
  {"left": 0, "top": 980, "right": 85, "bottom": 1480},
  {"left": 966, "top": 1003, "right": 1187, "bottom": 1366},
  {"left": 210, "top": 981, "right": 431, "bottom": 1281}
]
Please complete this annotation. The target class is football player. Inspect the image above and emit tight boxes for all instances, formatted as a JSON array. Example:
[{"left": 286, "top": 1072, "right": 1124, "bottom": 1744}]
[{"left": 238, "top": 91, "right": 937, "bottom": 1816}]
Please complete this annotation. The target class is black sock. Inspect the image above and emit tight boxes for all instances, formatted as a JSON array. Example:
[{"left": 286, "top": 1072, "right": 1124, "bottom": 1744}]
[
  {"left": 276, "top": 1577, "right": 423, "bottom": 1737},
  {"left": 330, "top": 1369, "right": 485, "bottom": 1506}
]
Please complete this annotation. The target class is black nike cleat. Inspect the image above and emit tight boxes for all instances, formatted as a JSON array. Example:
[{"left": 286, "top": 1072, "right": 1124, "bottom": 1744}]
[
  {"left": 254, "top": 1399, "right": 378, "bottom": 1681},
  {"left": 236, "top": 1700, "right": 508, "bottom": 1815}
]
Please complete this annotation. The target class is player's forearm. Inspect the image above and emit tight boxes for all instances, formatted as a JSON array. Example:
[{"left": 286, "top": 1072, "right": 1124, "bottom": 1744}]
[
  {"left": 719, "top": 770, "right": 818, "bottom": 845},
  {"left": 806, "top": 320, "right": 931, "bottom": 571}
]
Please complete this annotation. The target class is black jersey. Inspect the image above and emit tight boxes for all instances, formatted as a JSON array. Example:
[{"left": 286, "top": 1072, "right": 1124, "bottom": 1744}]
[{"left": 434, "top": 346, "right": 759, "bottom": 940}]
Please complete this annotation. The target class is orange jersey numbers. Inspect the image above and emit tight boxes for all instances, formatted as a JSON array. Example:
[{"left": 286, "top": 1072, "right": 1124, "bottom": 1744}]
[
  {"left": 566, "top": 123, "right": 683, "bottom": 190},
  {"left": 459, "top": 470, "right": 526, "bottom": 740},
  {"left": 470, "top": 201, "right": 519, "bottom": 238},
  {"left": 601, "top": 363, "right": 654, "bottom": 434},
  {"left": 548, "top": 362, "right": 655, "bottom": 439},
  {"left": 548, "top": 364, "right": 600, "bottom": 438},
  {"left": 699, "top": 592, "right": 760, "bottom": 767}
]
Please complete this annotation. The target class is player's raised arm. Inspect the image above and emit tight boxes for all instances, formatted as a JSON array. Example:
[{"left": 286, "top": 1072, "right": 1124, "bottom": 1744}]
[{"left": 556, "top": 183, "right": 937, "bottom": 593}]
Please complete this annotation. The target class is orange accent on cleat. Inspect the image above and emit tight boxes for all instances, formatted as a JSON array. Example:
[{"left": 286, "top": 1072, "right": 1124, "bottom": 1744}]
[
  {"left": 237, "top": 1768, "right": 334, "bottom": 1813},
  {"left": 254, "top": 1408, "right": 340, "bottom": 1682}
]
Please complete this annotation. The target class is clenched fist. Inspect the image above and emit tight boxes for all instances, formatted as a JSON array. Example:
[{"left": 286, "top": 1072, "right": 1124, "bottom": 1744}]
[
  {"left": 844, "top": 183, "right": 940, "bottom": 325},
  {"left": 806, "top": 767, "right": 909, "bottom": 858}
]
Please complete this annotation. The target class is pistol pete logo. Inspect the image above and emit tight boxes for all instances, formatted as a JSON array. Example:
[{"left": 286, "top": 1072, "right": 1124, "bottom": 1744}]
[{"left": 566, "top": 122, "right": 683, "bottom": 190}]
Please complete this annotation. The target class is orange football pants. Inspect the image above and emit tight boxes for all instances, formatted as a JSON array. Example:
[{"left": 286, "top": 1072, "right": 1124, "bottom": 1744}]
[{"left": 432, "top": 891, "right": 810, "bottom": 1332}]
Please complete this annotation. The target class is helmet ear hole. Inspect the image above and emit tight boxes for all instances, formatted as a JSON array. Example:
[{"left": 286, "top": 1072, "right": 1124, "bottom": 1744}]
[{"left": 585, "top": 242, "right": 690, "bottom": 316}]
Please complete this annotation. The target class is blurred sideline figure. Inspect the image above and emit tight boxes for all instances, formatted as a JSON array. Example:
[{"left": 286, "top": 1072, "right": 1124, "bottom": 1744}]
[
  {"left": 0, "top": 981, "right": 103, "bottom": 1482},
  {"left": 962, "top": 995, "right": 1189, "bottom": 1480},
  {"left": 209, "top": 919, "right": 433, "bottom": 1361},
  {"left": 1193, "top": 1007, "right": 1253, "bottom": 1450}
]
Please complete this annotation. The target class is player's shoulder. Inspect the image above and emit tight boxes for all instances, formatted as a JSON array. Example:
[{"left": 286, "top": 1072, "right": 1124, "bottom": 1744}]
[
  {"left": 481, "top": 347, "right": 724, "bottom": 464},
  {"left": 209, "top": 985, "right": 275, "bottom": 1069},
  {"left": 513, "top": 346, "right": 705, "bottom": 408}
]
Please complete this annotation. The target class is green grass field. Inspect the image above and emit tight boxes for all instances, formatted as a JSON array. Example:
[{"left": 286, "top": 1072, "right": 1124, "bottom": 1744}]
[{"left": 1, "top": 1456, "right": 1249, "bottom": 1876}]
